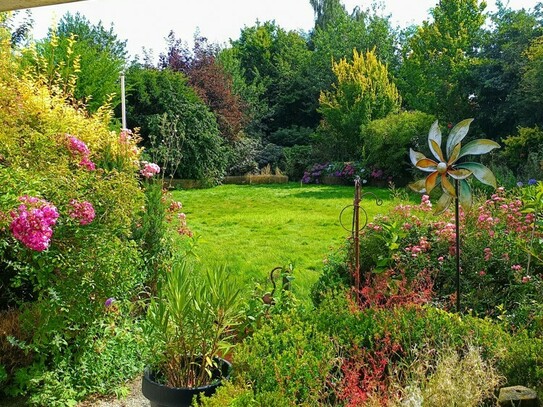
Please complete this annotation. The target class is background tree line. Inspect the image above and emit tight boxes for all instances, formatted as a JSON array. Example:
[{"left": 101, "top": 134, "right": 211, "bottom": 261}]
[{"left": 5, "top": 0, "right": 543, "bottom": 185}]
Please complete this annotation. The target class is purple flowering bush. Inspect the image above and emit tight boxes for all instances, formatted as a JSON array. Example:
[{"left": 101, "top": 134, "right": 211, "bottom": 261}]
[{"left": 302, "top": 161, "right": 369, "bottom": 184}]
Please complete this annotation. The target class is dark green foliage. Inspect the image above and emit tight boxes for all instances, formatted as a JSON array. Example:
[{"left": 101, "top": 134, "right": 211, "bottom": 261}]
[
  {"left": 500, "top": 126, "right": 543, "bottom": 177},
  {"left": 309, "top": 3, "right": 399, "bottom": 88},
  {"left": 226, "top": 137, "right": 260, "bottom": 176},
  {"left": 398, "top": 0, "right": 486, "bottom": 123},
  {"left": 235, "top": 309, "right": 336, "bottom": 405},
  {"left": 311, "top": 244, "right": 352, "bottom": 306},
  {"left": 229, "top": 21, "right": 317, "bottom": 136},
  {"left": 267, "top": 126, "right": 314, "bottom": 147},
  {"left": 363, "top": 111, "right": 435, "bottom": 185},
  {"left": 471, "top": 4, "right": 543, "bottom": 139},
  {"left": 255, "top": 143, "right": 284, "bottom": 170},
  {"left": 125, "top": 66, "right": 227, "bottom": 184},
  {"left": 283, "top": 145, "right": 314, "bottom": 180}
]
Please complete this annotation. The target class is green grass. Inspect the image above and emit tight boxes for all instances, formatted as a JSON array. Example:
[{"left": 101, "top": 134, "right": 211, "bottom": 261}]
[{"left": 171, "top": 183, "right": 396, "bottom": 297}]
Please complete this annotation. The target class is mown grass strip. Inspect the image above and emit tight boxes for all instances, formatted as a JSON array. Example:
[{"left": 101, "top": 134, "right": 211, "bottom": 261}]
[{"left": 171, "top": 183, "right": 396, "bottom": 297}]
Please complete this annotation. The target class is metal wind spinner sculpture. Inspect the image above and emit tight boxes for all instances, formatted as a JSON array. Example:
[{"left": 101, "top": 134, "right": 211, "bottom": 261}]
[{"left": 409, "top": 119, "right": 500, "bottom": 311}]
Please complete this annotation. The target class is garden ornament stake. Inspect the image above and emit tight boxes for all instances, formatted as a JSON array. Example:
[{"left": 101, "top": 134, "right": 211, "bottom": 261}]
[
  {"left": 409, "top": 119, "right": 500, "bottom": 312},
  {"left": 340, "top": 176, "right": 382, "bottom": 304}
]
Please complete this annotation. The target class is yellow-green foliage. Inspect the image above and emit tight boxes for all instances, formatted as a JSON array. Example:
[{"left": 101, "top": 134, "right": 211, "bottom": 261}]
[
  {"left": 318, "top": 49, "right": 401, "bottom": 160},
  {"left": 320, "top": 49, "right": 401, "bottom": 128},
  {"left": 0, "top": 25, "right": 145, "bottom": 371},
  {"left": 0, "top": 33, "right": 142, "bottom": 231}
]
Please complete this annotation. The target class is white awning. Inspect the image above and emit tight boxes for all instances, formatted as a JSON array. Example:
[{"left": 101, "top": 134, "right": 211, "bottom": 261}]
[{"left": 0, "top": 0, "right": 84, "bottom": 12}]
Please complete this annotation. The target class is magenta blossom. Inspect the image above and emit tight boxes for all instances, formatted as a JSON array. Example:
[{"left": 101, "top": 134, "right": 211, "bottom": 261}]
[
  {"left": 67, "top": 135, "right": 90, "bottom": 156},
  {"left": 105, "top": 297, "right": 116, "bottom": 307},
  {"left": 66, "top": 135, "right": 96, "bottom": 171},
  {"left": 68, "top": 199, "right": 95, "bottom": 225},
  {"left": 79, "top": 156, "right": 96, "bottom": 171},
  {"left": 10, "top": 196, "right": 59, "bottom": 251}
]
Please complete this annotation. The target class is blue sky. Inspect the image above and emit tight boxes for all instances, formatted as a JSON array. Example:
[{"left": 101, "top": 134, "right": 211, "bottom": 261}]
[{"left": 23, "top": 0, "right": 540, "bottom": 60}]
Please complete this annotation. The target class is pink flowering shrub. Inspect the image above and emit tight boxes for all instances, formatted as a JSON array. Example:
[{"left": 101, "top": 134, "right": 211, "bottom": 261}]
[
  {"left": 140, "top": 161, "right": 160, "bottom": 178},
  {"left": 354, "top": 188, "right": 543, "bottom": 326},
  {"left": 66, "top": 134, "right": 96, "bottom": 171},
  {"left": 9, "top": 196, "right": 59, "bottom": 251},
  {"left": 68, "top": 199, "right": 95, "bottom": 225}
]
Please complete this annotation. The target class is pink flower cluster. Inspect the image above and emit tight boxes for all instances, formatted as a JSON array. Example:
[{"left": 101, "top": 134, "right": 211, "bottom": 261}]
[
  {"left": 420, "top": 194, "right": 432, "bottom": 211},
  {"left": 68, "top": 199, "right": 95, "bottom": 225},
  {"left": 169, "top": 201, "right": 183, "bottom": 212},
  {"left": 9, "top": 196, "right": 59, "bottom": 251},
  {"left": 405, "top": 237, "right": 431, "bottom": 257},
  {"left": 66, "top": 135, "right": 96, "bottom": 171},
  {"left": 177, "top": 212, "right": 193, "bottom": 237},
  {"left": 68, "top": 136, "right": 90, "bottom": 155},
  {"left": 140, "top": 162, "right": 160, "bottom": 178}
]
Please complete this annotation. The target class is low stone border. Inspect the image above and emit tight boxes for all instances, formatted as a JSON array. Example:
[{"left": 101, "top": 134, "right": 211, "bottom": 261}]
[{"left": 222, "top": 175, "right": 288, "bottom": 185}]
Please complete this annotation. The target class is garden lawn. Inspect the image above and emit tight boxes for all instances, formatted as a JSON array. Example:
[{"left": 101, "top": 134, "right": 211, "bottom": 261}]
[{"left": 171, "top": 183, "right": 395, "bottom": 298}]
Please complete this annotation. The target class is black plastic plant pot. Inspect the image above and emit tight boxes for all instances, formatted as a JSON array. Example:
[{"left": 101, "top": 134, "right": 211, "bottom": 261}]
[{"left": 142, "top": 357, "right": 232, "bottom": 407}]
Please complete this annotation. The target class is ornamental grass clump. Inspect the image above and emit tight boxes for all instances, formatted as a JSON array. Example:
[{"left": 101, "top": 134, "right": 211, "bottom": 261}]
[{"left": 145, "top": 260, "right": 243, "bottom": 388}]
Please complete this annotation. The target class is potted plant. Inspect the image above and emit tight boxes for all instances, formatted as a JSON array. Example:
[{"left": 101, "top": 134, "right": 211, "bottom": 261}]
[{"left": 142, "top": 259, "right": 243, "bottom": 407}]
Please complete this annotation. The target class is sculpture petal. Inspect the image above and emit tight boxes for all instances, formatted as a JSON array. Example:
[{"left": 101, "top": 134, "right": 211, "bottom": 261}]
[
  {"left": 448, "top": 142, "right": 461, "bottom": 165},
  {"left": 428, "top": 120, "right": 442, "bottom": 161},
  {"left": 434, "top": 192, "right": 453, "bottom": 215},
  {"left": 415, "top": 158, "right": 438, "bottom": 172},
  {"left": 441, "top": 174, "right": 457, "bottom": 197},
  {"left": 448, "top": 168, "right": 472, "bottom": 180},
  {"left": 430, "top": 139, "right": 445, "bottom": 163},
  {"left": 456, "top": 162, "right": 497, "bottom": 188},
  {"left": 446, "top": 118, "right": 473, "bottom": 158},
  {"left": 409, "top": 149, "right": 426, "bottom": 166},
  {"left": 408, "top": 178, "right": 427, "bottom": 193},
  {"left": 458, "top": 179, "right": 472, "bottom": 212},
  {"left": 458, "top": 139, "right": 500, "bottom": 160},
  {"left": 425, "top": 171, "right": 439, "bottom": 194}
]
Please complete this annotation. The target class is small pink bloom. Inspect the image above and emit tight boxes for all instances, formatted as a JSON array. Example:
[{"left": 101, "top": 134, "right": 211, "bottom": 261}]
[
  {"left": 68, "top": 199, "right": 95, "bottom": 225},
  {"left": 79, "top": 156, "right": 96, "bottom": 171},
  {"left": 522, "top": 276, "right": 531, "bottom": 283},
  {"left": 140, "top": 161, "right": 161, "bottom": 178},
  {"left": 67, "top": 135, "right": 90, "bottom": 156}
]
